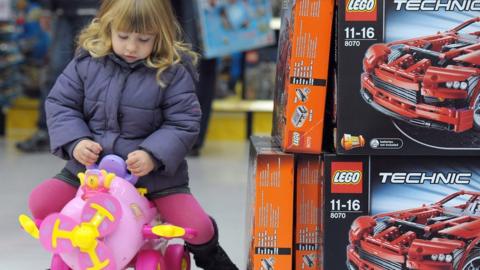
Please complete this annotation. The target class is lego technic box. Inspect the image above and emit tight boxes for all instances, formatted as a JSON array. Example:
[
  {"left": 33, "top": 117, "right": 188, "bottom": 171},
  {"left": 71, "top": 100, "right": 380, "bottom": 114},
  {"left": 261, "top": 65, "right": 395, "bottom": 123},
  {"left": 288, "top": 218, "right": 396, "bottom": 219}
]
[
  {"left": 246, "top": 138, "right": 324, "bottom": 270},
  {"left": 323, "top": 154, "right": 480, "bottom": 270},
  {"left": 336, "top": 0, "right": 480, "bottom": 155},
  {"left": 272, "top": 0, "right": 334, "bottom": 154}
]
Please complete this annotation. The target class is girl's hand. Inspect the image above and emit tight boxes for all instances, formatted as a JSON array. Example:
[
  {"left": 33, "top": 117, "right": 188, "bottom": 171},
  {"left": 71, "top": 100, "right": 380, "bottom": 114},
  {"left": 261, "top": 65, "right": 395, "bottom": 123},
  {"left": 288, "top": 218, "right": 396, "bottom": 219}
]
[
  {"left": 126, "top": 150, "right": 155, "bottom": 177},
  {"left": 73, "top": 139, "right": 102, "bottom": 166}
]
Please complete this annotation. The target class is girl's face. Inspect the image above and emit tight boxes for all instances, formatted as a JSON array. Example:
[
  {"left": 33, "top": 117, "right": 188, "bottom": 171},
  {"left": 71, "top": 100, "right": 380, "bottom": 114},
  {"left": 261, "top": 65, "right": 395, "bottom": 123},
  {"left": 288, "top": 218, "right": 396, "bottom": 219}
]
[{"left": 111, "top": 29, "right": 155, "bottom": 63}]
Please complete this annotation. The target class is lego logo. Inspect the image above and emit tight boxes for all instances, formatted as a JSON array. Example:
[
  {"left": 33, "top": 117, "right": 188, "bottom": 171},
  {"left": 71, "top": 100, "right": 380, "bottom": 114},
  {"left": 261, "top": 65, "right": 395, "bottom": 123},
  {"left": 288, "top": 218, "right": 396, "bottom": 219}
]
[
  {"left": 345, "top": 0, "right": 377, "bottom": 22},
  {"left": 331, "top": 161, "right": 363, "bottom": 194},
  {"left": 292, "top": 132, "right": 300, "bottom": 146},
  {"left": 347, "top": 0, "right": 376, "bottom": 11},
  {"left": 333, "top": 171, "right": 361, "bottom": 184}
]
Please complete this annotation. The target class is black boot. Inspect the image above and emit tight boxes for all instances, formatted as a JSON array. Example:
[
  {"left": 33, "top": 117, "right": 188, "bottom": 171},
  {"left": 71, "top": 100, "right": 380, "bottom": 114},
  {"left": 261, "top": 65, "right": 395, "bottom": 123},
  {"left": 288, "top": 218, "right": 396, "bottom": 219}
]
[
  {"left": 16, "top": 130, "right": 50, "bottom": 152},
  {"left": 186, "top": 218, "right": 239, "bottom": 270}
]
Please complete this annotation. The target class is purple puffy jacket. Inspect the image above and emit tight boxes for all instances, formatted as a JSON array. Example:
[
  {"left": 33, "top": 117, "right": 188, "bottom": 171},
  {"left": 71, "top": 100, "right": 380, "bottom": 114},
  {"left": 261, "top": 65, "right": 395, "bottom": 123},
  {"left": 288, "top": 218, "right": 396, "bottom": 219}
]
[{"left": 45, "top": 51, "right": 201, "bottom": 197}]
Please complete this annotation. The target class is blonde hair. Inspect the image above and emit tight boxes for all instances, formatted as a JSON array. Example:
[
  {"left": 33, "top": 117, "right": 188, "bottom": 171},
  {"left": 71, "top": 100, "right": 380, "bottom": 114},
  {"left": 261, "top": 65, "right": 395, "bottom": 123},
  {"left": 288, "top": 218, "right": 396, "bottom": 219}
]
[{"left": 77, "top": 0, "right": 198, "bottom": 86}]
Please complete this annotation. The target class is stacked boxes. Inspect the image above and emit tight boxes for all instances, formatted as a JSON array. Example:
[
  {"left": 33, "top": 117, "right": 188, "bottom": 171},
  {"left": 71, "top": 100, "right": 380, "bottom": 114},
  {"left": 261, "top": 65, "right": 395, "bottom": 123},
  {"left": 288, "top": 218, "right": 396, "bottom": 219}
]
[
  {"left": 328, "top": 1, "right": 480, "bottom": 269},
  {"left": 246, "top": 136, "right": 295, "bottom": 270},
  {"left": 272, "top": 0, "right": 335, "bottom": 154},
  {"left": 251, "top": 0, "right": 480, "bottom": 269},
  {"left": 245, "top": 0, "right": 334, "bottom": 269},
  {"left": 295, "top": 155, "right": 323, "bottom": 270},
  {"left": 247, "top": 150, "right": 480, "bottom": 269},
  {"left": 246, "top": 138, "right": 325, "bottom": 270}
]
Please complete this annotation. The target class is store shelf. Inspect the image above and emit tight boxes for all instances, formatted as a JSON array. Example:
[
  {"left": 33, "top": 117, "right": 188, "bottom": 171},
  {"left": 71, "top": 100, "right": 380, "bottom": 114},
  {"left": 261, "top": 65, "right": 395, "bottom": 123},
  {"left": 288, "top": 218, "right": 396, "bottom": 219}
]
[
  {"left": 0, "top": 88, "right": 21, "bottom": 107},
  {"left": 0, "top": 57, "right": 23, "bottom": 69},
  {"left": 4, "top": 97, "right": 39, "bottom": 139},
  {"left": 212, "top": 99, "right": 273, "bottom": 113},
  {"left": 0, "top": 78, "right": 21, "bottom": 90},
  {"left": 212, "top": 99, "right": 273, "bottom": 139}
]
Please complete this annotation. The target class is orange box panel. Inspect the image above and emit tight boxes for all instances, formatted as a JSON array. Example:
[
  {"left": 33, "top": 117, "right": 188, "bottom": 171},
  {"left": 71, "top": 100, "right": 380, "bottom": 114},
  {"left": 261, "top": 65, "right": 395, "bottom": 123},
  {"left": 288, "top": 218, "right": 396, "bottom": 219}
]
[
  {"left": 295, "top": 155, "right": 323, "bottom": 270},
  {"left": 273, "top": 0, "right": 335, "bottom": 154},
  {"left": 246, "top": 136, "right": 295, "bottom": 270}
]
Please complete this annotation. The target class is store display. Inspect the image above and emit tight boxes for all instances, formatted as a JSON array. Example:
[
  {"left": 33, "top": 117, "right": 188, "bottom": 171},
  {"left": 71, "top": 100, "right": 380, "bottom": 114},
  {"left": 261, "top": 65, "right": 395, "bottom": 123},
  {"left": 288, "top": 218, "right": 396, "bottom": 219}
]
[
  {"left": 246, "top": 136, "right": 294, "bottom": 270},
  {"left": 15, "top": 0, "right": 49, "bottom": 97},
  {"left": 322, "top": 154, "right": 480, "bottom": 270},
  {"left": 272, "top": 0, "right": 334, "bottom": 154},
  {"left": 0, "top": 0, "right": 23, "bottom": 107},
  {"left": 194, "top": 0, "right": 275, "bottom": 58},
  {"left": 336, "top": 0, "right": 480, "bottom": 155}
]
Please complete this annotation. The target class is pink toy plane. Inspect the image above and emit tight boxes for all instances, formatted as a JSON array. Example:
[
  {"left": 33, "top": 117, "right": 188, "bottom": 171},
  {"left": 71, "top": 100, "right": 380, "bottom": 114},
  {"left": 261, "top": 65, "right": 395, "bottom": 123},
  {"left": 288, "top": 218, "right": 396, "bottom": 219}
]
[{"left": 19, "top": 155, "right": 196, "bottom": 270}]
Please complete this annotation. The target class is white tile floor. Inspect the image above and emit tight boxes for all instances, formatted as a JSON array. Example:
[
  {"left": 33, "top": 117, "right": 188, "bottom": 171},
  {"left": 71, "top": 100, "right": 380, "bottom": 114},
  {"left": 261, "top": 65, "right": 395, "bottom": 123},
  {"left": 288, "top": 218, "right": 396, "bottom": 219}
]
[{"left": 0, "top": 139, "right": 249, "bottom": 270}]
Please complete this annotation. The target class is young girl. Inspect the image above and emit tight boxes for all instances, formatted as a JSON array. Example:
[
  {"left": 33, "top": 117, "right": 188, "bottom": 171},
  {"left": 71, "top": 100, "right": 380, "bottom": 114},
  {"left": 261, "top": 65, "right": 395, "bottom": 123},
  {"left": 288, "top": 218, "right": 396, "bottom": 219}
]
[{"left": 28, "top": 0, "right": 238, "bottom": 269}]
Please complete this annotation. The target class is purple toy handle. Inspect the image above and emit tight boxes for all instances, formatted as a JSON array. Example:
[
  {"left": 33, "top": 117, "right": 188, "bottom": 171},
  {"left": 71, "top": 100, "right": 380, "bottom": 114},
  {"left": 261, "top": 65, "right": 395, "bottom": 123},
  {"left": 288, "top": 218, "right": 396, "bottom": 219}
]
[{"left": 87, "top": 155, "right": 138, "bottom": 185}]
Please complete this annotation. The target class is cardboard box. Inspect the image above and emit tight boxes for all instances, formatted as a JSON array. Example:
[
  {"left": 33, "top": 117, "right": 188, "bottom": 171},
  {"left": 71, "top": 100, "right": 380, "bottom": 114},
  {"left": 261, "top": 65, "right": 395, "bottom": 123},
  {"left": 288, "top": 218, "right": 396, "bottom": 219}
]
[
  {"left": 194, "top": 0, "right": 275, "bottom": 58},
  {"left": 246, "top": 136, "right": 295, "bottom": 270},
  {"left": 295, "top": 155, "right": 323, "bottom": 270},
  {"left": 322, "top": 154, "right": 480, "bottom": 270},
  {"left": 336, "top": 0, "right": 480, "bottom": 155},
  {"left": 272, "top": 0, "right": 335, "bottom": 154}
]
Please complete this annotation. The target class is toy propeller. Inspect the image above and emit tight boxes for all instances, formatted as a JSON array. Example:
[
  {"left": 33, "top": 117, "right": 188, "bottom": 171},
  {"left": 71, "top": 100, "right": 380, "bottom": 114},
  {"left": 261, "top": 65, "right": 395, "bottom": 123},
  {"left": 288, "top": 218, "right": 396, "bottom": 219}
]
[
  {"left": 38, "top": 193, "right": 122, "bottom": 270},
  {"left": 19, "top": 214, "right": 40, "bottom": 239}
]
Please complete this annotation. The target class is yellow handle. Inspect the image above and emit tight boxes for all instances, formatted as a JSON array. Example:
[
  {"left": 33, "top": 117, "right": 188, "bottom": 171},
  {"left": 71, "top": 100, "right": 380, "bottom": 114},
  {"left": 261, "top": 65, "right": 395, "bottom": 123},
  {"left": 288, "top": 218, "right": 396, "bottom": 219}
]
[
  {"left": 18, "top": 214, "right": 39, "bottom": 239},
  {"left": 151, "top": 224, "right": 186, "bottom": 238}
]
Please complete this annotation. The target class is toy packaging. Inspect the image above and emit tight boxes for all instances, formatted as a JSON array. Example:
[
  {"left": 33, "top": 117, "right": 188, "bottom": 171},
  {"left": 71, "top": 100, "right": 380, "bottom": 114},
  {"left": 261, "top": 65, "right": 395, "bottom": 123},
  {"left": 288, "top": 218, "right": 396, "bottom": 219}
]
[
  {"left": 194, "top": 0, "right": 275, "bottom": 58},
  {"left": 272, "top": 0, "right": 335, "bottom": 154},
  {"left": 336, "top": 0, "right": 480, "bottom": 155},
  {"left": 322, "top": 154, "right": 480, "bottom": 270},
  {"left": 246, "top": 136, "right": 295, "bottom": 270},
  {"left": 295, "top": 155, "right": 323, "bottom": 270}
]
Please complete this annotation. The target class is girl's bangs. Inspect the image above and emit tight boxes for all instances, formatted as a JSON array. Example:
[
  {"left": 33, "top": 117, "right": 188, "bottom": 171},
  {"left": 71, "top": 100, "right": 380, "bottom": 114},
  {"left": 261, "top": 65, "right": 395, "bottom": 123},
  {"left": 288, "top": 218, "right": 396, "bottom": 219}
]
[{"left": 108, "top": 1, "right": 159, "bottom": 34}]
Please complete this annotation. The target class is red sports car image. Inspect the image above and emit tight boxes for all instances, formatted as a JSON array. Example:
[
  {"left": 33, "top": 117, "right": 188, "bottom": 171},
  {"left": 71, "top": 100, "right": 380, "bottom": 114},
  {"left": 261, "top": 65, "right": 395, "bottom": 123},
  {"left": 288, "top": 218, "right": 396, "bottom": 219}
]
[
  {"left": 361, "top": 17, "right": 480, "bottom": 132},
  {"left": 347, "top": 191, "right": 480, "bottom": 270}
]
